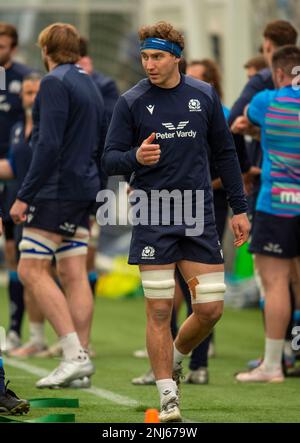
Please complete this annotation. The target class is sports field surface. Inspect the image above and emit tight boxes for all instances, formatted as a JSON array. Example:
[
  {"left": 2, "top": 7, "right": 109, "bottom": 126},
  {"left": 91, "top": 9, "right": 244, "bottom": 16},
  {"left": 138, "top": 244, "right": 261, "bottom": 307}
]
[{"left": 1, "top": 287, "right": 300, "bottom": 423}]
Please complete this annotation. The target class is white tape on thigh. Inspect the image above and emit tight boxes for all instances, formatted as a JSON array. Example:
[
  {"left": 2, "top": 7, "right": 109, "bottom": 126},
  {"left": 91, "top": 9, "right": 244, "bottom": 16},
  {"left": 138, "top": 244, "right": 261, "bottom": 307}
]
[
  {"left": 141, "top": 270, "right": 175, "bottom": 299},
  {"left": 55, "top": 227, "right": 89, "bottom": 260},
  {"left": 19, "top": 228, "right": 57, "bottom": 260},
  {"left": 188, "top": 272, "right": 226, "bottom": 304}
]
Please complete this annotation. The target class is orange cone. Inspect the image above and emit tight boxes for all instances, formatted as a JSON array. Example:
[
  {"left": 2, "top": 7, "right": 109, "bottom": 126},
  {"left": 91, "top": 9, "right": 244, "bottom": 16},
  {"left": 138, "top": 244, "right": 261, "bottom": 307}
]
[{"left": 144, "top": 408, "right": 160, "bottom": 423}]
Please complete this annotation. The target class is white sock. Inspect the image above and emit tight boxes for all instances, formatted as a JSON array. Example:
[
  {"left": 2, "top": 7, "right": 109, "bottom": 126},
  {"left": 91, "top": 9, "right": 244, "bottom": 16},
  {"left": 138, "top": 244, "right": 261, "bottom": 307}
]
[
  {"left": 29, "top": 322, "right": 45, "bottom": 346},
  {"left": 173, "top": 343, "right": 187, "bottom": 367},
  {"left": 263, "top": 337, "right": 284, "bottom": 372},
  {"left": 156, "top": 379, "right": 177, "bottom": 404},
  {"left": 59, "top": 332, "right": 87, "bottom": 361}
]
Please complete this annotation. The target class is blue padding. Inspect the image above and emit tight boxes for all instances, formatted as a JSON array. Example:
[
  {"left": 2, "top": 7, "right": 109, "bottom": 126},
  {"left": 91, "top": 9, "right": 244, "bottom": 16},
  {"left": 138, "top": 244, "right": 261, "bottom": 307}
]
[
  {"left": 9, "top": 271, "right": 19, "bottom": 282},
  {"left": 88, "top": 271, "right": 98, "bottom": 283},
  {"left": 293, "top": 310, "right": 300, "bottom": 322}
]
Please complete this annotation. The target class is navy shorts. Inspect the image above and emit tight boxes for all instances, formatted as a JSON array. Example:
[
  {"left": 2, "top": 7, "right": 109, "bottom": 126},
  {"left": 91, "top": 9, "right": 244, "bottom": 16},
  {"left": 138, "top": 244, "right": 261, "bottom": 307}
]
[
  {"left": 128, "top": 219, "right": 224, "bottom": 265},
  {"left": 24, "top": 199, "right": 94, "bottom": 237},
  {"left": 249, "top": 211, "right": 300, "bottom": 258}
]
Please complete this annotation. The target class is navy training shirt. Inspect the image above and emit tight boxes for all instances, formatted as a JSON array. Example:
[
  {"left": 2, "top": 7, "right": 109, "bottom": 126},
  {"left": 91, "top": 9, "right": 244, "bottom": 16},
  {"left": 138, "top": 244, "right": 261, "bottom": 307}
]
[
  {"left": 103, "top": 74, "right": 247, "bottom": 215},
  {"left": 18, "top": 63, "right": 106, "bottom": 204},
  {"left": 0, "top": 62, "right": 32, "bottom": 158}
]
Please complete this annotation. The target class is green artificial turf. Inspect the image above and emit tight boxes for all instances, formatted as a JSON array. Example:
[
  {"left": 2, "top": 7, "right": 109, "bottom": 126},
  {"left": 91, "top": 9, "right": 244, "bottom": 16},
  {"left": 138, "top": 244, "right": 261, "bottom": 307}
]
[{"left": 1, "top": 287, "right": 300, "bottom": 423}]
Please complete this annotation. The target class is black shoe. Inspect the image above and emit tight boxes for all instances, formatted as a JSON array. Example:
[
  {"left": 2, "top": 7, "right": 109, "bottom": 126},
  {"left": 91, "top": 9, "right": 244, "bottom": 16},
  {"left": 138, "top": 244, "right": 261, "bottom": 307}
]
[{"left": 0, "top": 381, "right": 30, "bottom": 415}]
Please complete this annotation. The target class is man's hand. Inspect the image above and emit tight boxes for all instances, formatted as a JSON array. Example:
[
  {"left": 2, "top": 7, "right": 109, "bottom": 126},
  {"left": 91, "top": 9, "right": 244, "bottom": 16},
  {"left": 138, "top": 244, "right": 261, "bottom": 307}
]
[
  {"left": 231, "top": 116, "right": 261, "bottom": 140},
  {"left": 212, "top": 178, "right": 223, "bottom": 190},
  {"left": 136, "top": 132, "right": 161, "bottom": 166},
  {"left": 230, "top": 213, "right": 250, "bottom": 248},
  {"left": 245, "top": 125, "right": 261, "bottom": 141},
  {"left": 231, "top": 116, "right": 250, "bottom": 134},
  {"left": 10, "top": 199, "right": 28, "bottom": 224}
]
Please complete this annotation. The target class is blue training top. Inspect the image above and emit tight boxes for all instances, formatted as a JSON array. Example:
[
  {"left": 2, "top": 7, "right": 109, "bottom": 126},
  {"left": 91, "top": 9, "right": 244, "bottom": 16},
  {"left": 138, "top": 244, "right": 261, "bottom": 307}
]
[
  {"left": 103, "top": 74, "right": 247, "bottom": 215},
  {"left": 248, "top": 85, "right": 300, "bottom": 217}
]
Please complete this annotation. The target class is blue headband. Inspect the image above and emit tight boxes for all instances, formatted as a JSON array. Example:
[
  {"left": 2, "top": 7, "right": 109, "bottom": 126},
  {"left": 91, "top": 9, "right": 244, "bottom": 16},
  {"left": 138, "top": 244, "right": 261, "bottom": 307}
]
[{"left": 140, "top": 38, "right": 182, "bottom": 58}]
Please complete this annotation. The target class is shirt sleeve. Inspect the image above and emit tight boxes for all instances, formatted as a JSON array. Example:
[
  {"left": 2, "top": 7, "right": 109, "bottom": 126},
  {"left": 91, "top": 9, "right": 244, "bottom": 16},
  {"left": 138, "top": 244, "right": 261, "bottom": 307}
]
[
  {"left": 208, "top": 89, "right": 248, "bottom": 215},
  {"left": 17, "top": 76, "right": 69, "bottom": 203},
  {"left": 228, "top": 73, "right": 267, "bottom": 125},
  {"left": 102, "top": 96, "right": 142, "bottom": 176},
  {"left": 247, "top": 90, "right": 270, "bottom": 127}
]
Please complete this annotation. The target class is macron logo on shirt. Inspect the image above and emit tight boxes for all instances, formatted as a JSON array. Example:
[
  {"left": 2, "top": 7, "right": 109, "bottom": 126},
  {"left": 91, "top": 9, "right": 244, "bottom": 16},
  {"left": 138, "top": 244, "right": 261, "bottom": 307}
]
[{"left": 146, "top": 105, "right": 155, "bottom": 115}]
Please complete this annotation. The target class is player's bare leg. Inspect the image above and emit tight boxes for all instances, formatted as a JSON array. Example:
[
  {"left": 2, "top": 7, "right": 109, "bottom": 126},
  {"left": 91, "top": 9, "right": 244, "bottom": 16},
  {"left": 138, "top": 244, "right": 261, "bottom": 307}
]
[
  {"left": 17, "top": 227, "right": 94, "bottom": 388},
  {"left": 57, "top": 254, "right": 94, "bottom": 350},
  {"left": 174, "top": 261, "right": 224, "bottom": 355},
  {"left": 140, "top": 263, "right": 181, "bottom": 422},
  {"left": 236, "top": 255, "right": 291, "bottom": 382}
]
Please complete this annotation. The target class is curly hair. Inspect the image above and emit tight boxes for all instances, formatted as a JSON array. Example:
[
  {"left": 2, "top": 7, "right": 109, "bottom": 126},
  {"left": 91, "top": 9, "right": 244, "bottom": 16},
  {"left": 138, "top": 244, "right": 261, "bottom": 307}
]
[{"left": 138, "top": 21, "right": 184, "bottom": 50}]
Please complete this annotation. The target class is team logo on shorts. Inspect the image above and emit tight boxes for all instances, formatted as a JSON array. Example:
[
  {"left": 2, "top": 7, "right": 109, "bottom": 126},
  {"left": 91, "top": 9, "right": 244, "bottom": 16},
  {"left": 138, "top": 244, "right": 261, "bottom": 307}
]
[
  {"left": 263, "top": 243, "right": 283, "bottom": 254},
  {"left": 27, "top": 206, "right": 36, "bottom": 224},
  {"left": 59, "top": 222, "right": 76, "bottom": 234},
  {"left": 188, "top": 99, "right": 201, "bottom": 112},
  {"left": 141, "top": 246, "right": 155, "bottom": 259},
  {"left": 27, "top": 214, "right": 34, "bottom": 223}
]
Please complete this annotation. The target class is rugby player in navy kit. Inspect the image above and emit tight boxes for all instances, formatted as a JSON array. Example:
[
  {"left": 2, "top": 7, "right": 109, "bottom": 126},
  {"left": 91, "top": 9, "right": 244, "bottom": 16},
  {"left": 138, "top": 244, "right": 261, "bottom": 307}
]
[
  {"left": 103, "top": 21, "right": 250, "bottom": 422},
  {"left": 10, "top": 23, "right": 106, "bottom": 389}
]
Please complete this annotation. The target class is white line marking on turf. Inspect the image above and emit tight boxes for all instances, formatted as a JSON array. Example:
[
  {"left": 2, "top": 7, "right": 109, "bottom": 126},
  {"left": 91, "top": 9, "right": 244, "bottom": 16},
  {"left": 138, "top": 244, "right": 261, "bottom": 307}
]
[
  {"left": 5, "top": 358, "right": 139, "bottom": 407},
  {"left": 5, "top": 358, "right": 195, "bottom": 422},
  {"left": 6, "top": 358, "right": 48, "bottom": 377},
  {"left": 85, "top": 387, "right": 139, "bottom": 407}
]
